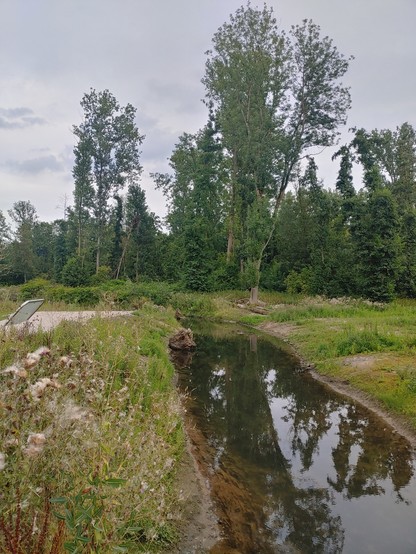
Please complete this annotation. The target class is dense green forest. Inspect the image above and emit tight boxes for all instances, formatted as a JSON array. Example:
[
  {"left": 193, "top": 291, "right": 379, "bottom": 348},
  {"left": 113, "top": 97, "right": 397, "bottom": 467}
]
[{"left": 1, "top": 4, "right": 415, "bottom": 302}]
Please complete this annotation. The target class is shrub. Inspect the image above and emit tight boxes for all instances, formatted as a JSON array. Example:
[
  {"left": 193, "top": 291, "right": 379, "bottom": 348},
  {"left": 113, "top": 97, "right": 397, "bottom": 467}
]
[
  {"left": 61, "top": 257, "right": 90, "bottom": 287},
  {"left": 19, "top": 278, "right": 51, "bottom": 300},
  {"left": 48, "top": 285, "right": 100, "bottom": 306},
  {"left": 89, "top": 266, "right": 112, "bottom": 285}
]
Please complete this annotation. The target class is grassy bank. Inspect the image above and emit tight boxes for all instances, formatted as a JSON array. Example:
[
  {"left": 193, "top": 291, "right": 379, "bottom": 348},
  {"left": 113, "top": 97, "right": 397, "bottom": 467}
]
[
  {"left": 2, "top": 280, "right": 416, "bottom": 551},
  {"left": 203, "top": 293, "right": 416, "bottom": 431},
  {"left": 0, "top": 303, "right": 184, "bottom": 553}
]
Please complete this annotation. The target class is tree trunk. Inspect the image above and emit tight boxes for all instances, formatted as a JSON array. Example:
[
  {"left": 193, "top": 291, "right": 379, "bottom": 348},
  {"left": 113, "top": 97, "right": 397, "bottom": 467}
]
[
  {"left": 249, "top": 285, "right": 259, "bottom": 304},
  {"left": 96, "top": 232, "right": 101, "bottom": 273},
  {"left": 77, "top": 219, "right": 82, "bottom": 258},
  {"left": 226, "top": 229, "right": 234, "bottom": 262},
  {"left": 226, "top": 150, "right": 238, "bottom": 263}
]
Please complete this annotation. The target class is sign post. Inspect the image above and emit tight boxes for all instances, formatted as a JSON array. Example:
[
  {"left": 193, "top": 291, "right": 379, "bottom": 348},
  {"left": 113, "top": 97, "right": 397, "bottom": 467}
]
[{"left": 4, "top": 299, "right": 45, "bottom": 326}]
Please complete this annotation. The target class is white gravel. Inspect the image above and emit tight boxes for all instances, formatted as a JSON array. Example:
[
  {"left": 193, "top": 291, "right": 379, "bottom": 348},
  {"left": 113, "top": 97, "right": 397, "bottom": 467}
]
[{"left": 0, "top": 310, "right": 133, "bottom": 332}]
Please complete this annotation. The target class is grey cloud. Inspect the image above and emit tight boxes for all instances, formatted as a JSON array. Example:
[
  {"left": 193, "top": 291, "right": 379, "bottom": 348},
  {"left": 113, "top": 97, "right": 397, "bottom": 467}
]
[
  {"left": 146, "top": 79, "right": 204, "bottom": 115},
  {"left": 3, "top": 155, "right": 65, "bottom": 175},
  {"left": 0, "top": 108, "right": 46, "bottom": 129},
  {"left": 0, "top": 107, "right": 33, "bottom": 118}
]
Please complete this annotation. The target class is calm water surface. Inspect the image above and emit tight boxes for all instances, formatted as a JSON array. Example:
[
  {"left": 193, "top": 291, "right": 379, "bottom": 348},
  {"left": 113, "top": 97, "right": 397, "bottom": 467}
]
[{"left": 174, "top": 322, "right": 416, "bottom": 554}]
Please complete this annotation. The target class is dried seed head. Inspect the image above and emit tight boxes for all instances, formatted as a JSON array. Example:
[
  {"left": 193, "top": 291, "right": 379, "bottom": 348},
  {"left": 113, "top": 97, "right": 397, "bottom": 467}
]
[{"left": 23, "top": 433, "right": 46, "bottom": 457}]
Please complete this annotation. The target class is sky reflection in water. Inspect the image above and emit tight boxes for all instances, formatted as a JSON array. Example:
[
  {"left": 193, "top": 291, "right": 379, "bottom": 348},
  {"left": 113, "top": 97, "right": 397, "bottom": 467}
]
[{"left": 175, "top": 324, "right": 416, "bottom": 554}]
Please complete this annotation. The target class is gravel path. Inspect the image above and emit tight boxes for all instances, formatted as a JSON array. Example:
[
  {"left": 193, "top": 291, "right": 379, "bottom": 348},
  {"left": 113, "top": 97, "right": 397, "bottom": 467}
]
[{"left": 0, "top": 310, "right": 133, "bottom": 332}]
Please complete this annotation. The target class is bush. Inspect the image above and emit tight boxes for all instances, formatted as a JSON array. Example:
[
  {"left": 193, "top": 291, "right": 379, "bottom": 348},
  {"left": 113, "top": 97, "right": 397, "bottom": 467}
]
[
  {"left": 61, "top": 258, "right": 90, "bottom": 287},
  {"left": 89, "top": 266, "right": 112, "bottom": 285},
  {"left": 285, "top": 268, "right": 313, "bottom": 295},
  {"left": 19, "top": 278, "right": 51, "bottom": 300},
  {"left": 48, "top": 285, "right": 100, "bottom": 306}
]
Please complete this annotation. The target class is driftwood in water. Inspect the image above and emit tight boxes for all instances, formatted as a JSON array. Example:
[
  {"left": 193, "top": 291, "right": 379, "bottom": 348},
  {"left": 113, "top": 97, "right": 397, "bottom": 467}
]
[{"left": 169, "top": 328, "right": 196, "bottom": 351}]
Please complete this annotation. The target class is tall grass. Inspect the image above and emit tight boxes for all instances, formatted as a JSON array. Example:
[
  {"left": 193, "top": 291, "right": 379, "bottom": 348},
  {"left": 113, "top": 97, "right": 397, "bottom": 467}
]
[{"left": 0, "top": 308, "right": 184, "bottom": 552}]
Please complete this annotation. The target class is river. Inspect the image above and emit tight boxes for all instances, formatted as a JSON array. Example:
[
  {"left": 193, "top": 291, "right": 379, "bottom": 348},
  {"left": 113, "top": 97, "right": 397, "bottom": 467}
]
[{"left": 174, "top": 322, "right": 416, "bottom": 554}]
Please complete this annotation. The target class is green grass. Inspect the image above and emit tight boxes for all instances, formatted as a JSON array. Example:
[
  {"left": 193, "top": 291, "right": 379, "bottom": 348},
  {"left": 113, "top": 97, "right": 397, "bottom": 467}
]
[
  {"left": 0, "top": 304, "right": 184, "bottom": 553},
  {"left": 2, "top": 281, "right": 416, "bottom": 550},
  {"left": 187, "top": 291, "right": 416, "bottom": 430}
]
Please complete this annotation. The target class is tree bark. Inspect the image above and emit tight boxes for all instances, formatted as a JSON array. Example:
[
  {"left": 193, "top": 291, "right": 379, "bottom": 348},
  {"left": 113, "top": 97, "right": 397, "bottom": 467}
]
[{"left": 249, "top": 285, "right": 259, "bottom": 304}]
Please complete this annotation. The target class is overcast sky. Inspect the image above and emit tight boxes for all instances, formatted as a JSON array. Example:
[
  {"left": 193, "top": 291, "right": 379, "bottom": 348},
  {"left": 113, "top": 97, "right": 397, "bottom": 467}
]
[{"left": 1, "top": 0, "right": 415, "bottom": 222}]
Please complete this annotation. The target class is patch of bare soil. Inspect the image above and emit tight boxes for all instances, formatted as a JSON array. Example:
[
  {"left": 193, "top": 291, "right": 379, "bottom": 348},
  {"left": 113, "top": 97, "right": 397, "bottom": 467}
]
[
  {"left": 170, "top": 435, "right": 220, "bottom": 554},
  {"left": 258, "top": 320, "right": 299, "bottom": 339}
]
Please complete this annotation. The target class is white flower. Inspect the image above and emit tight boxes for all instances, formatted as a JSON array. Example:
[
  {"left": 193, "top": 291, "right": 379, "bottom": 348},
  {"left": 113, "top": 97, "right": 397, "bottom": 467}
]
[
  {"left": 59, "top": 356, "right": 73, "bottom": 367},
  {"left": 61, "top": 399, "right": 89, "bottom": 422},
  {"left": 24, "top": 346, "right": 50, "bottom": 369},
  {"left": 0, "top": 452, "right": 5, "bottom": 471},
  {"left": 32, "top": 346, "right": 51, "bottom": 357}
]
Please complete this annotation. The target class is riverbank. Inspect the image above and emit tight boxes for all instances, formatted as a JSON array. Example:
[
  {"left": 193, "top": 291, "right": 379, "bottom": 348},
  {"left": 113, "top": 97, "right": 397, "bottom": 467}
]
[
  {"left": 209, "top": 293, "right": 416, "bottom": 447},
  {"left": 2, "top": 291, "right": 416, "bottom": 552},
  {"left": 256, "top": 319, "right": 416, "bottom": 449}
]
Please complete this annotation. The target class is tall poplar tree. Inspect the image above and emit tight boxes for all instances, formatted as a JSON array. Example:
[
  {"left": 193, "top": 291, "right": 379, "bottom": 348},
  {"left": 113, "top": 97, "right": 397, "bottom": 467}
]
[
  {"left": 203, "top": 4, "right": 352, "bottom": 301},
  {"left": 7, "top": 201, "right": 38, "bottom": 282},
  {"left": 73, "top": 89, "right": 144, "bottom": 272}
]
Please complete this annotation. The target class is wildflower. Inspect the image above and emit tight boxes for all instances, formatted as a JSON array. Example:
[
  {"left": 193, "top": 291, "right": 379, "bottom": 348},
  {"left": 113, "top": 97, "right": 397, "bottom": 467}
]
[
  {"left": 59, "top": 355, "right": 73, "bottom": 367},
  {"left": 24, "top": 346, "right": 50, "bottom": 369},
  {"left": 4, "top": 437, "right": 19, "bottom": 448},
  {"left": 23, "top": 433, "right": 46, "bottom": 457},
  {"left": 33, "top": 346, "right": 51, "bottom": 357},
  {"left": 0, "top": 452, "right": 5, "bottom": 471},
  {"left": 2, "top": 364, "right": 28, "bottom": 378},
  {"left": 29, "top": 378, "right": 60, "bottom": 401}
]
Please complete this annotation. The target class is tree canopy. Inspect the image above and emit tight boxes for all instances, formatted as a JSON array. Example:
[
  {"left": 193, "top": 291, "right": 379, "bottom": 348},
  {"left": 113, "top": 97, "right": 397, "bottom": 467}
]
[{"left": 1, "top": 5, "right": 416, "bottom": 303}]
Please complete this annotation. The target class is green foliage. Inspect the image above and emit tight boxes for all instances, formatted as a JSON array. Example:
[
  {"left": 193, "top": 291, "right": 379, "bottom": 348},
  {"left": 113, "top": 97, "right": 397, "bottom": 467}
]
[
  {"left": 335, "top": 325, "right": 400, "bottom": 356},
  {"left": 0, "top": 308, "right": 184, "bottom": 553},
  {"left": 89, "top": 265, "right": 112, "bottom": 285},
  {"left": 203, "top": 6, "right": 351, "bottom": 287},
  {"left": 51, "top": 476, "right": 126, "bottom": 553},
  {"left": 169, "top": 292, "right": 215, "bottom": 317},
  {"left": 352, "top": 188, "right": 401, "bottom": 301},
  {"left": 48, "top": 285, "right": 100, "bottom": 306},
  {"left": 19, "top": 277, "right": 51, "bottom": 300},
  {"left": 73, "top": 89, "right": 144, "bottom": 272},
  {"left": 154, "top": 119, "right": 225, "bottom": 291},
  {"left": 61, "top": 257, "right": 90, "bottom": 287},
  {"left": 284, "top": 268, "right": 313, "bottom": 295},
  {"left": 239, "top": 314, "right": 265, "bottom": 326},
  {"left": 269, "top": 301, "right": 385, "bottom": 323}
]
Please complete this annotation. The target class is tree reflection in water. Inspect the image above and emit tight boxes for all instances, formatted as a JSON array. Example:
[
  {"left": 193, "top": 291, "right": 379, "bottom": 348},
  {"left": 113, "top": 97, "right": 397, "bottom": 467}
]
[{"left": 174, "top": 324, "right": 415, "bottom": 554}]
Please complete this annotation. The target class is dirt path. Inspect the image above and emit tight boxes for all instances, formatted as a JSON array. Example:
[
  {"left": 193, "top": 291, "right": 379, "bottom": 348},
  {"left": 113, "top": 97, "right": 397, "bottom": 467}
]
[{"left": 0, "top": 310, "right": 133, "bottom": 331}]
